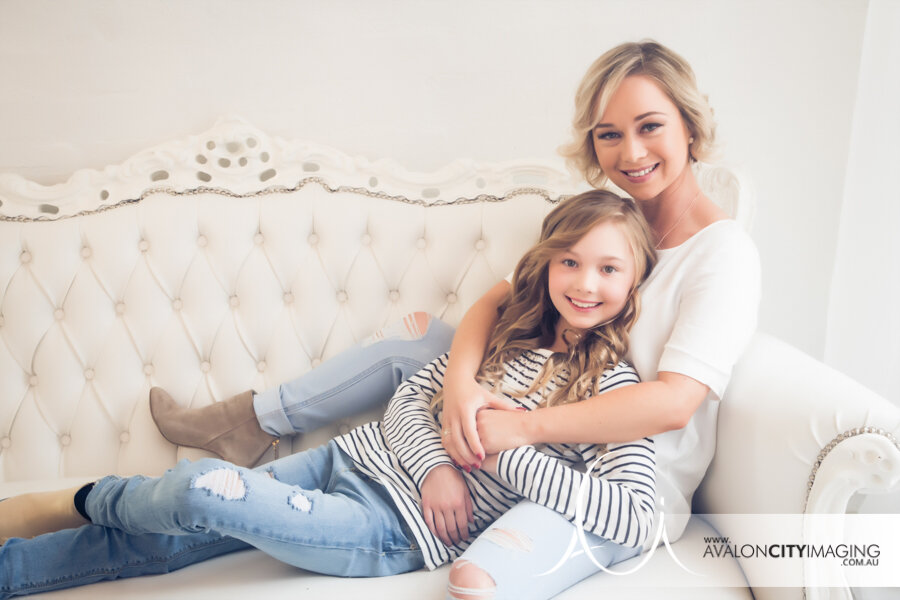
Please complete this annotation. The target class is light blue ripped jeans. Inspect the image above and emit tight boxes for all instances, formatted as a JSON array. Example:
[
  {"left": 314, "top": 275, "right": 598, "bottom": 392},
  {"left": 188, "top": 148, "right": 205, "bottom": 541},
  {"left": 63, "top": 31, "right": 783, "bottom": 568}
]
[
  {"left": 254, "top": 312, "right": 456, "bottom": 436},
  {"left": 449, "top": 501, "right": 641, "bottom": 600},
  {"left": 0, "top": 442, "right": 423, "bottom": 598},
  {"left": 250, "top": 311, "right": 642, "bottom": 598}
]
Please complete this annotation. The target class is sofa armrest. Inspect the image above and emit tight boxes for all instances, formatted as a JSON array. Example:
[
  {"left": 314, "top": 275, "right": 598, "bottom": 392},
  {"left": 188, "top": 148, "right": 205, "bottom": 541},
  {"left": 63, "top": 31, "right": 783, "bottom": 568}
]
[
  {"left": 696, "top": 332, "right": 900, "bottom": 517},
  {"left": 693, "top": 332, "right": 900, "bottom": 600}
]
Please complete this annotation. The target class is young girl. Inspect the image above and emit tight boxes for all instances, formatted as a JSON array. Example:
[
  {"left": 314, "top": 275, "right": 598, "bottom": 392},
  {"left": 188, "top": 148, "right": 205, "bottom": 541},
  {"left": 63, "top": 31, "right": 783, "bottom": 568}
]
[{"left": 0, "top": 190, "right": 657, "bottom": 598}]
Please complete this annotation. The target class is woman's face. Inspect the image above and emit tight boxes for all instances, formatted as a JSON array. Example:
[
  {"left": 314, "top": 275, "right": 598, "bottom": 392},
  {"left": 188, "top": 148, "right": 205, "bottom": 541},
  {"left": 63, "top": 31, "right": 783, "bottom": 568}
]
[{"left": 591, "top": 75, "right": 693, "bottom": 202}]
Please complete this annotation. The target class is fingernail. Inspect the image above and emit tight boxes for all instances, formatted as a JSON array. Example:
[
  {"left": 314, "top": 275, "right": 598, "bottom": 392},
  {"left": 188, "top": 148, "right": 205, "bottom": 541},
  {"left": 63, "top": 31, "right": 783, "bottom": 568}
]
[
  {"left": 478, "top": 453, "right": 485, "bottom": 461},
  {"left": 515, "top": 407, "right": 527, "bottom": 411},
  {"left": 474, "top": 463, "right": 481, "bottom": 470},
  {"left": 463, "top": 465, "right": 471, "bottom": 473}
]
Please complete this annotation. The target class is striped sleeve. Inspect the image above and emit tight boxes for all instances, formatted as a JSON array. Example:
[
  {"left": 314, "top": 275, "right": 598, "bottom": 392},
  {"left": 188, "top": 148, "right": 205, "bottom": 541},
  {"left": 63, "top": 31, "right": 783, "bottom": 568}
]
[
  {"left": 382, "top": 354, "right": 455, "bottom": 488},
  {"left": 494, "top": 364, "right": 657, "bottom": 548}
]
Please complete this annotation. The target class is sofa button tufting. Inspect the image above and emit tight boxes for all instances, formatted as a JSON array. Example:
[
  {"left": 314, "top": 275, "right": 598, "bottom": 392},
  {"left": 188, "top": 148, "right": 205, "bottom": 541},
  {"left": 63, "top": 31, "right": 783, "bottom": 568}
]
[
  {"left": 389, "top": 290, "right": 400, "bottom": 302},
  {"left": 257, "top": 361, "right": 267, "bottom": 372},
  {"left": 0, "top": 437, "right": 10, "bottom": 449},
  {"left": 20, "top": 251, "right": 32, "bottom": 264},
  {"left": 446, "top": 293, "right": 458, "bottom": 304},
  {"left": 254, "top": 233, "right": 265, "bottom": 245},
  {"left": 361, "top": 234, "right": 372, "bottom": 246},
  {"left": 197, "top": 235, "right": 208, "bottom": 247},
  {"left": 283, "top": 292, "right": 294, "bottom": 304},
  {"left": 60, "top": 434, "right": 71, "bottom": 446},
  {"left": 120, "top": 432, "right": 131, "bottom": 443},
  {"left": 116, "top": 302, "right": 126, "bottom": 315},
  {"left": 139, "top": 239, "right": 150, "bottom": 252},
  {"left": 336, "top": 290, "right": 348, "bottom": 303},
  {"left": 144, "top": 364, "right": 154, "bottom": 376},
  {"left": 416, "top": 238, "right": 427, "bottom": 249},
  {"left": 200, "top": 361, "right": 211, "bottom": 373},
  {"left": 81, "top": 246, "right": 92, "bottom": 259},
  {"left": 54, "top": 308, "right": 65, "bottom": 321},
  {"left": 475, "top": 239, "right": 486, "bottom": 251},
  {"left": 308, "top": 233, "right": 319, "bottom": 246},
  {"left": 84, "top": 368, "right": 95, "bottom": 380},
  {"left": 172, "top": 299, "right": 183, "bottom": 311},
  {"left": 311, "top": 358, "right": 322, "bottom": 368},
  {"left": 29, "top": 375, "right": 38, "bottom": 387},
  {"left": 230, "top": 295, "right": 240, "bottom": 308}
]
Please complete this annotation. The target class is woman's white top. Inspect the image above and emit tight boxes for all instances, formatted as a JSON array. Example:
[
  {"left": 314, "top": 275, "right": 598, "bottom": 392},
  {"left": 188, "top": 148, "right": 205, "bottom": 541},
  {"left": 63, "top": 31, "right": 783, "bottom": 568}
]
[{"left": 628, "top": 219, "right": 760, "bottom": 546}]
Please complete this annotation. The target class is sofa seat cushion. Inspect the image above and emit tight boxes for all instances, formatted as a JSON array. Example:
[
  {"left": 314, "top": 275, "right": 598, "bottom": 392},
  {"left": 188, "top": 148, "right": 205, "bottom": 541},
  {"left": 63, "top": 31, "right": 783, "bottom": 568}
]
[{"left": 2, "top": 479, "right": 749, "bottom": 599}]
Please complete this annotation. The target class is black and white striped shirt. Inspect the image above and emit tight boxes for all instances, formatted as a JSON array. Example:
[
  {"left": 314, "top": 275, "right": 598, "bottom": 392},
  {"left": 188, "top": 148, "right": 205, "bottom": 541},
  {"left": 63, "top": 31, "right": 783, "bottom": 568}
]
[{"left": 334, "top": 349, "right": 656, "bottom": 570}]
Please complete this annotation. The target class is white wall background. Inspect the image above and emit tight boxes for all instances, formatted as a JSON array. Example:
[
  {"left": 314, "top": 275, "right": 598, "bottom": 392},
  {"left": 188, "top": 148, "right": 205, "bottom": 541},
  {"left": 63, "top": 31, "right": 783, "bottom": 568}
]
[{"left": 0, "top": 0, "right": 894, "bottom": 404}]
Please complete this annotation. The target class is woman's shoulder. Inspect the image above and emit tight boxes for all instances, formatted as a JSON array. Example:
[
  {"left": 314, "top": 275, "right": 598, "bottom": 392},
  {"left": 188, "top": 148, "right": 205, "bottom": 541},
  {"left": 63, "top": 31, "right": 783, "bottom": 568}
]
[
  {"left": 687, "top": 219, "right": 756, "bottom": 252},
  {"left": 672, "top": 219, "right": 760, "bottom": 272}
]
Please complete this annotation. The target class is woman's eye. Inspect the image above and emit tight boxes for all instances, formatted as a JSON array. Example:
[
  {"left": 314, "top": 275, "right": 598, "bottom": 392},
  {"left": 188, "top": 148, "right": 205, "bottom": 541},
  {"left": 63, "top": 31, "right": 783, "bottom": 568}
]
[
  {"left": 641, "top": 122, "right": 662, "bottom": 133},
  {"left": 595, "top": 131, "right": 619, "bottom": 141}
]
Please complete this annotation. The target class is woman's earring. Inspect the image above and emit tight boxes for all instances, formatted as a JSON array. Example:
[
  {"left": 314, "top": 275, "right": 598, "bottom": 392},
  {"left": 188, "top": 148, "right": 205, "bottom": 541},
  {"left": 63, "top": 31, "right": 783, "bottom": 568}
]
[{"left": 688, "top": 136, "right": 694, "bottom": 144}]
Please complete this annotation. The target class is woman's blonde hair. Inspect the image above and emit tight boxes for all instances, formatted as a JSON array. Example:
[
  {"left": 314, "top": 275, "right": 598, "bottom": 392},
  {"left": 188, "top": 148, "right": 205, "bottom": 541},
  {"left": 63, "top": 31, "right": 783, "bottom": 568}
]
[
  {"left": 560, "top": 40, "right": 717, "bottom": 188},
  {"left": 441, "top": 190, "right": 657, "bottom": 410}
]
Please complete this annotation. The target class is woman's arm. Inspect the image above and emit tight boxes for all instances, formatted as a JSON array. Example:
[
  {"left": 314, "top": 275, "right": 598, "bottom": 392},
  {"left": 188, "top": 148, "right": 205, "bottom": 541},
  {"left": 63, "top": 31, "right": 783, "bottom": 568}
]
[
  {"left": 478, "top": 227, "right": 760, "bottom": 451},
  {"left": 476, "top": 372, "right": 709, "bottom": 451},
  {"left": 441, "top": 279, "right": 515, "bottom": 466}
]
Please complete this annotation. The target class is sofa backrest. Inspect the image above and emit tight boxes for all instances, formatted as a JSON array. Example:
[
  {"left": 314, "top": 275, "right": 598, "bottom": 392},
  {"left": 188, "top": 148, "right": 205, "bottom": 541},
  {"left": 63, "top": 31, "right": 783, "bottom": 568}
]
[{"left": 0, "top": 117, "right": 752, "bottom": 482}]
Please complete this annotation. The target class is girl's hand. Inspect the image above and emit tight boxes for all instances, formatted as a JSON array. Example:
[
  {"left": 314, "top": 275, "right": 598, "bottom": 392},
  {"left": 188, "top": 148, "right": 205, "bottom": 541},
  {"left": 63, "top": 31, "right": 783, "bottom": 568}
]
[
  {"left": 476, "top": 407, "right": 534, "bottom": 454},
  {"left": 441, "top": 376, "right": 517, "bottom": 468},
  {"left": 420, "top": 464, "right": 474, "bottom": 547}
]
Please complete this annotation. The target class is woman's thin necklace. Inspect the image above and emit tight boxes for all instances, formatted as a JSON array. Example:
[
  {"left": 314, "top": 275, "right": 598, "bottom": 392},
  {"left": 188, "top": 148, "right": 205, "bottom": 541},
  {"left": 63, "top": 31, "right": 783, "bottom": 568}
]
[{"left": 654, "top": 189, "right": 702, "bottom": 249}]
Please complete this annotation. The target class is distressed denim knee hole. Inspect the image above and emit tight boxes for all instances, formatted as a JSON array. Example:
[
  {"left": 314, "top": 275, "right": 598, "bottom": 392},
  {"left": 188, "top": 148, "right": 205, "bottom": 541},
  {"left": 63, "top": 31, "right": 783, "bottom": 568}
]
[
  {"left": 480, "top": 528, "right": 533, "bottom": 552},
  {"left": 190, "top": 468, "right": 247, "bottom": 500},
  {"left": 288, "top": 491, "right": 312, "bottom": 512},
  {"left": 448, "top": 560, "right": 496, "bottom": 599}
]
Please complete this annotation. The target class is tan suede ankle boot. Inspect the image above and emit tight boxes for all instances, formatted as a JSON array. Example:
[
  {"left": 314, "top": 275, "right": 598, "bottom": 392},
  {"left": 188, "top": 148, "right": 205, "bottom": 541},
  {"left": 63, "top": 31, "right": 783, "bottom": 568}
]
[
  {"left": 149, "top": 388, "right": 277, "bottom": 468},
  {"left": 0, "top": 486, "right": 89, "bottom": 539}
]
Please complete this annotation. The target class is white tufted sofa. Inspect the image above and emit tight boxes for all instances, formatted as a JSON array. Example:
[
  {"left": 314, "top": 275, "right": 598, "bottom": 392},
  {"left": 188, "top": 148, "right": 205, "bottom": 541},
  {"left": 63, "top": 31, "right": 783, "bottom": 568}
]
[{"left": 1, "top": 118, "right": 898, "bottom": 600}]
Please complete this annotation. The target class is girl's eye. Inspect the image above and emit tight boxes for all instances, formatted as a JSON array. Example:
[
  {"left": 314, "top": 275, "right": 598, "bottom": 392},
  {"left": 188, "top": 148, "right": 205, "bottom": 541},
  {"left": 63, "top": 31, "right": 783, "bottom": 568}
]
[
  {"left": 602, "top": 265, "right": 617, "bottom": 274},
  {"left": 562, "top": 258, "right": 578, "bottom": 268}
]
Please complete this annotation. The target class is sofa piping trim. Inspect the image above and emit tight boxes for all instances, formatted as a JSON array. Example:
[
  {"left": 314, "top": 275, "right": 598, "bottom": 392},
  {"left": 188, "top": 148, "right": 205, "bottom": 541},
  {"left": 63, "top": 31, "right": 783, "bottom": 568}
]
[{"left": 0, "top": 177, "right": 568, "bottom": 223}]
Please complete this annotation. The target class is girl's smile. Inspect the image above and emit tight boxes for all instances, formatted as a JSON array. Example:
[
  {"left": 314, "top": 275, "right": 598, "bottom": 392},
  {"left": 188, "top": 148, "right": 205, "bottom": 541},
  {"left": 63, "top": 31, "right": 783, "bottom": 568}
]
[{"left": 547, "top": 220, "right": 636, "bottom": 350}]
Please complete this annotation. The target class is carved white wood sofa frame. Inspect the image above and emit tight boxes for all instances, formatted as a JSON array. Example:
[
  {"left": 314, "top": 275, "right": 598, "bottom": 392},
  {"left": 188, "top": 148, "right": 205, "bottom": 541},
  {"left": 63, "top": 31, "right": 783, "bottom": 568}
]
[{"left": 1, "top": 117, "right": 898, "bottom": 600}]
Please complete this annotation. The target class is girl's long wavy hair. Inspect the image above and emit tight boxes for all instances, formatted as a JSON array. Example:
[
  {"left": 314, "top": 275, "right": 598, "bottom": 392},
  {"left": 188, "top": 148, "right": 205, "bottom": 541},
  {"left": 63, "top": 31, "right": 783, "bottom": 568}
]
[{"left": 469, "top": 190, "right": 656, "bottom": 408}]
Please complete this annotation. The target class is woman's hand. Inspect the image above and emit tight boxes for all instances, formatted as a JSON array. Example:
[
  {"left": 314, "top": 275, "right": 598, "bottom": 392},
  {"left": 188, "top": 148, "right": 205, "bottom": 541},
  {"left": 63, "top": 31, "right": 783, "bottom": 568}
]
[
  {"left": 420, "top": 464, "right": 474, "bottom": 547},
  {"left": 441, "top": 376, "right": 517, "bottom": 468},
  {"left": 475, "top": 406, "right": 534, "bottom": 455}
]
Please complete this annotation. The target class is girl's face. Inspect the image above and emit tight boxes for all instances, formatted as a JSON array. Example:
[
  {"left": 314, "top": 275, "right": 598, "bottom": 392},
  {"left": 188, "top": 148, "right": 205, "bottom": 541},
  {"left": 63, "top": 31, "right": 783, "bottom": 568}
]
[
  {"left": 591, "top": 75, "right": 693, "bottom": 202},
  {"left": 547, "top": 220, "right": 636, "bottom": 341}
]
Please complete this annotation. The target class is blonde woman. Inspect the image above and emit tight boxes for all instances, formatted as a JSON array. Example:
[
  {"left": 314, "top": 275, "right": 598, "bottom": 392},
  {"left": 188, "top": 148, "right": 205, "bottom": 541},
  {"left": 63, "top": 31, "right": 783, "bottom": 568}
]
[{"left": 143, "top": 39, "right": 758, "bottom": 597}]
